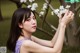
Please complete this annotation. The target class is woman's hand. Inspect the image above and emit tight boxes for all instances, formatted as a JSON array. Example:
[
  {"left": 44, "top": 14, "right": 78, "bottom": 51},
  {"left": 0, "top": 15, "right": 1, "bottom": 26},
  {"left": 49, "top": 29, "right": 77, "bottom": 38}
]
[{"left": 60, "top": 10, "right": 74, "bottom": 26}]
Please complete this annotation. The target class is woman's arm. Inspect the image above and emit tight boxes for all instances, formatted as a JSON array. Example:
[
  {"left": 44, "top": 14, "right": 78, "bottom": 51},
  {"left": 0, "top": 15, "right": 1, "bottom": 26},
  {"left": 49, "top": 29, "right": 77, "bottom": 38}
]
[
  {"left": 51, "top": 23, "right": 61, "bottom": 46},
  {"left": 22, "top": 23, "right": 66, "bottom": 53},
  {"left": 31, "top": 36, "right": 53, "bottom": 47},
  {"left": 31, "top": 10, "right": 74, "bottom": 48},
  {"left": 23, "top": 10, "right": 74, "bottom": 53},
  {"left": 31, "top": 23, "right": 61, "bottom": 47},
  {"left": 31, "top": 16, "right": 62, "bottom": 47}
]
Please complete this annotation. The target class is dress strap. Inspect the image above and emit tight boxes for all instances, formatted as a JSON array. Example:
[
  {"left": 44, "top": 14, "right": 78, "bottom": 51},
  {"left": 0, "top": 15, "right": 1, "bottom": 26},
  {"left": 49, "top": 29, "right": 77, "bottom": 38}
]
[{"left": 15, "top": 37, "right": 32, "bottom": 53}]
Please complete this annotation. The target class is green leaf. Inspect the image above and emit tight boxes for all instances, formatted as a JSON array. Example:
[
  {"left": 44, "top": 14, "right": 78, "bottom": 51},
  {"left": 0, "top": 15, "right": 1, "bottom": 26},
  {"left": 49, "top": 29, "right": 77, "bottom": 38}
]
[{"left": 65, "top": 0, "right": 80, "bottom": 3}]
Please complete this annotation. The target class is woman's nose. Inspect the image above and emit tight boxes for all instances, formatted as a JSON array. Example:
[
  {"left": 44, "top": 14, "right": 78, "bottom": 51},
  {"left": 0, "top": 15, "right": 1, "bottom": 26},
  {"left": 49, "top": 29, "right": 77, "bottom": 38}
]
[{"left": 31, "top": 19, "right": 36, "bottom": 25}]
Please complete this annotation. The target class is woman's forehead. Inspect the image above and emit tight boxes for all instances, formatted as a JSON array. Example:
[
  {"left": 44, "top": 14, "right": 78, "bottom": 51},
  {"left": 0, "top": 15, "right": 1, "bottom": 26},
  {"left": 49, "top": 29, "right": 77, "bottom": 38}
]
[{"left": 30, "top": 12, "right": 35, "bottom": 17}]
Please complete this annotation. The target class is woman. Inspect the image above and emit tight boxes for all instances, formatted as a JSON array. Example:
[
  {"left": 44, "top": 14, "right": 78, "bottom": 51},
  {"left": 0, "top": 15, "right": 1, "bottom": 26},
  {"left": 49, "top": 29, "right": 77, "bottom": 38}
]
[{"left": 7, "top": 8, "right": 74, "bottom": 53}]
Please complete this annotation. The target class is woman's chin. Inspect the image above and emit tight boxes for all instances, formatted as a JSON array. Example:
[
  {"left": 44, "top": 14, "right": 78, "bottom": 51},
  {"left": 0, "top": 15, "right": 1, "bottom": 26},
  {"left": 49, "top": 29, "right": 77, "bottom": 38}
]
[{"left": 31, "top": 29, "right": 36, "bottom": 33}]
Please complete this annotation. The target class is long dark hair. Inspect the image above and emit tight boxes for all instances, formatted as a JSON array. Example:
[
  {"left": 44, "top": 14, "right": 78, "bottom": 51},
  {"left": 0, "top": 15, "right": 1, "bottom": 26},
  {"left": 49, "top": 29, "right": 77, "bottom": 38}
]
[{"left": 7, "top": 8, "right": 35, "bottom": 52}]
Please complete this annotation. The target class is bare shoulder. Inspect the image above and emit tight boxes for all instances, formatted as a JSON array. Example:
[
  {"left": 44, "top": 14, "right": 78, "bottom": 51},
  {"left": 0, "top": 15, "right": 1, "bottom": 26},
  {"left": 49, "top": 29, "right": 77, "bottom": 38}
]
[
  {"left": 31, "top": 35, "right": 39, "bottom": 40},
  {"left": 21, "top": 39, "right": 56, "bottom": 53},
  {"left": 31, "top": 35, "right": 36, "bottom": 39},
  {"left": 19, "top": 40, "right": 32, "bottom": 53},
  {"left": 22, "top": 40, "right": 32, "bottom": 47}
]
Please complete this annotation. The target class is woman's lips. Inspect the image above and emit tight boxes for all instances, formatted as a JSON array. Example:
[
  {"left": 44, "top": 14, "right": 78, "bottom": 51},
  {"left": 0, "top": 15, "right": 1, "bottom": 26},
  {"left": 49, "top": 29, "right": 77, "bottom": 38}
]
[{"left": 32, "top": 26, "right": 37, "bottom": 29}]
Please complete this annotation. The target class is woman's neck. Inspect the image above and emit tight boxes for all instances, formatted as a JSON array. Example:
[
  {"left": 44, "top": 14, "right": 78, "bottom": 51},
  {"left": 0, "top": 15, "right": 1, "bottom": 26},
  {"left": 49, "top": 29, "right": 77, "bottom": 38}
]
[{"left": 22, "top": 30, "right": 32, "bottom": 39}]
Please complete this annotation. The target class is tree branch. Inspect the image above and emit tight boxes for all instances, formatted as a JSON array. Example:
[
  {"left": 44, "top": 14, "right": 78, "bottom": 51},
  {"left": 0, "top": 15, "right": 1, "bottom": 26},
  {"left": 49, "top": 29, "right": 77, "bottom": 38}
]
[
  {"left": 9, "top": 0, "right": 22, "bottom": 8},
  {"left": 59, "top": 0, "right": 67, "bottom": 7},
  {"left": 74, "top": 26, "right": 80, "bottom": 36},
  {"left": 45, "top": 0, "right": 55, "bottom": 11},
  {"left": 35, "top": 11, "right": 57, "bottom": 30},
  {"left": 75, "top": 4, "right": 80, "bottom": 12},
  {"left": 42, "top": 0, "right": 51, "bottom": 28},
  {"left": 9, "top": 0, "right": 28, "bottom": 8},
  {"left": 37, "top": 27, "right": 53, "bottom": 37}
]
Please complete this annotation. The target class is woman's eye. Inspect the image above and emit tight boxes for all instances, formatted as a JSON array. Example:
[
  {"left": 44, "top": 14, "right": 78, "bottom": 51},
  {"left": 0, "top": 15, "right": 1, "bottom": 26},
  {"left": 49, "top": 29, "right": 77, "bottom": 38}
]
[
  {"left": 26, "top": 18, "right": 31, "bottom": 21},
  {"left": 33, "top": 17, "right": 36, "bottom": 20}
]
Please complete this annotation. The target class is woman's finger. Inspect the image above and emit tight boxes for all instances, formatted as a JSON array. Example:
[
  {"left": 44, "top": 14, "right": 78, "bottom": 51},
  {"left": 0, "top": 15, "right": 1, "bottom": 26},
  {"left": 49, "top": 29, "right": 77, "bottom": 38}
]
[
  {"left": 71, "top": 13, "right": 74, "bottom": 20},
  {"left": 64, "top": 10, "right": 69, "bottom": 16}
]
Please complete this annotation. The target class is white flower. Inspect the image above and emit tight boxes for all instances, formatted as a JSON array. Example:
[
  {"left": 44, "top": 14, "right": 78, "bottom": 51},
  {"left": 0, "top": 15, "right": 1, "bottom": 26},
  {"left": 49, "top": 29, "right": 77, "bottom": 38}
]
[
  {"left": 59, "top": 10, "right": 64, "bottom": 15},
  {"left": 51, "top": 5, "right": 70, "bottom": 17},
  {"left": 0, "top": 46, "right": 7, "bottom": 53},
  {"left": 43, "top": 3, "right": 47, "bottom": 6},
  {"left": 58, "top": 5, "right": 70, "bottom": 15},
  {"left": 66, "top": 5, "right": 71, "bottom": 9},
  {"left": 31, "top": 3, "right": 38, "bottom": 11},
  {"left": 32, "top": 3, "right": 38, "bottom": 8},
  {"left": 63, "top": 9, "right": 67, "bottom": 13},
  {"left": 27, "top": 5, "right": 32, "bottom": 8},
  {"left": 42, "top": 3, "right": 47, "bottom": 10},
  {"left": 51, "top": 11, "right": 54, "bottom": 15},
  {"left": 20, "top": 0, "right": 27, "bottom": 3},
  {"left": 59, "top": 5, "right": 64, "bottom": 10},
  {"left": 39, "top": 11, "right": 44, "bottom": 16},
  {"left": 54, "top": 9, "right": 59, "bottom": 15},
  {"left": 31, "top": 7, "right": 36, "bottom": 11},
  {"left": 59, "top": 9, "right": 67, "bottom": 14},
  {"left": 29, "top": 0, "right": 35, "bottom": 3}
]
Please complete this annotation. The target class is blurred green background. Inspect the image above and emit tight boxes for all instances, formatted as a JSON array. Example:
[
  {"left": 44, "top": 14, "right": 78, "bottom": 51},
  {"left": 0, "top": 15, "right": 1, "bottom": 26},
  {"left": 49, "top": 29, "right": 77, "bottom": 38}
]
[{"left": 0, "top": 0, "right": 80, "bottom": 53}]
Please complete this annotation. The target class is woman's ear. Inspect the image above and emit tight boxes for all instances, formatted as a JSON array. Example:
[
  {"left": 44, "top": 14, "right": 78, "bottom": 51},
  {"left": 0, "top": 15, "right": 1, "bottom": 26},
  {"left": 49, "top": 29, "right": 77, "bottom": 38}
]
[{"left": 18, "top": 23, "right": 23, "bottom": 28}]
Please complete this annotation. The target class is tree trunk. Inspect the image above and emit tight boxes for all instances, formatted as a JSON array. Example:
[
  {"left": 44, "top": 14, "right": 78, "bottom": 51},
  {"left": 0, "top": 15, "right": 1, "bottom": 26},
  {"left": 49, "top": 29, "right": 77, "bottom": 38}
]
[
  {"left": 10, "top": 0, "right": 22, "bottom": 8},
  {"left": 66, "top": 21, "right": 80, "bottom": 47},
  {"left": 0, "top": 8, "right": 3, "bottom": 21},
  {"left": 59, "top": 0, "right": 80, "bottom": 47},
  {"left": 67, "top": 3, "right": 80, "bottom": 47},
  {"left": 59, "top": 0, "right": 67, "bottom": 7}
]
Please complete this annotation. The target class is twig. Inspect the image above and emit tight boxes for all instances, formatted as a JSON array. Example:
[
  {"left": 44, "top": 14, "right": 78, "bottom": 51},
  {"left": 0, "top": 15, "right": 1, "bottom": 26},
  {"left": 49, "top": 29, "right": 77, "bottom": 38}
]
[
  {"left": 42, "top": 0, "right": 51, "bottom": 28},
  {"left": 37, "top": 27, "right": 53, "bottom": 37},
  {"left": 75, "top": 4, "right": 80, "bottom": 12},
  {"left": 35, "top": 11, "right": 57, "bottom": 30},
  {"left": 45, "top": 0, "right": 55, "bottom": 11}
]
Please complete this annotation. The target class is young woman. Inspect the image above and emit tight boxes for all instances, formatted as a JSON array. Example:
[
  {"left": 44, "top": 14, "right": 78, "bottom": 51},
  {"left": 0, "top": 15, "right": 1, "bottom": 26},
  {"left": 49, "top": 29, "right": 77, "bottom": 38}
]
[{"left": 7, "top": 8, "right": 74, "bottom": 53}]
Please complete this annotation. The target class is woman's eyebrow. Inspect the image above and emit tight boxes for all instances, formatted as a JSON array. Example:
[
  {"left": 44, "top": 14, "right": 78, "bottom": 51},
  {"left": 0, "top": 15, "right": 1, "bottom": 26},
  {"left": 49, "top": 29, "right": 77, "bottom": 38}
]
[
  {"left": 33, "top": 16, "right": 35, "bottom": 17},
  {"left": 31, "top": 15, "right": 35, "bottom": 18}
]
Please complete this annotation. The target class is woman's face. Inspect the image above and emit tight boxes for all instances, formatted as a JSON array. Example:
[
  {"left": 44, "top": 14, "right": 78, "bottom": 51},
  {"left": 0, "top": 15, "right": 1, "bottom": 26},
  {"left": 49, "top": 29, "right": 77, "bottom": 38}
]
[{"left": 19, "top": 12, "right": 37, "bottom": 33}]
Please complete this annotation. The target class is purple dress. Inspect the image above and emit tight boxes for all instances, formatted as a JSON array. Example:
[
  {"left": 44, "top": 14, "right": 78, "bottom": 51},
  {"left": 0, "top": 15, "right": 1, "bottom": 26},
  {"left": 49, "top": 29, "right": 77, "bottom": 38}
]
[{"left": 14, "top": 38, "right": 31, "bottom": 53}]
